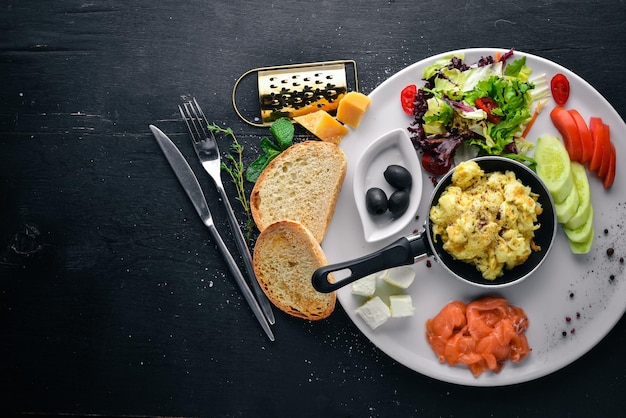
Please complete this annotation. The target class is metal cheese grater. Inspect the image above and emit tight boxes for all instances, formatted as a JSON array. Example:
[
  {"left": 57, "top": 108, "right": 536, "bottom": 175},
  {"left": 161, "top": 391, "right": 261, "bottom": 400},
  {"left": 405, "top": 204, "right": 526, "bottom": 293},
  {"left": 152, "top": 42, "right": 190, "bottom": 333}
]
[{"left": 232, "top": 60, "right": 359, "bottom": 127}]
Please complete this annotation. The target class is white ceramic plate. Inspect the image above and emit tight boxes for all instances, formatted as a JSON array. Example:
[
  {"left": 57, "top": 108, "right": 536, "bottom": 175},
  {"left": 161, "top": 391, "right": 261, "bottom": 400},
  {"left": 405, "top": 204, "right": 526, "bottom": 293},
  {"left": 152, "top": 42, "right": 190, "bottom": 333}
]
[
  {"left": 321, "top": 48, "right": 626, "bottom": 386},
  {"left": 353, "top": 128, "right": 422, "bottom": 243}
]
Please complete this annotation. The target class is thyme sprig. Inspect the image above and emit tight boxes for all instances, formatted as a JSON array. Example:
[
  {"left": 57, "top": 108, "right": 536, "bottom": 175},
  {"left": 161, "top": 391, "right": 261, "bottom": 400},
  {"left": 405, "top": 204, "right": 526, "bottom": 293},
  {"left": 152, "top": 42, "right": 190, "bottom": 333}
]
[{"left": 207, "top": 123, "right": 255, "bottom": 239}]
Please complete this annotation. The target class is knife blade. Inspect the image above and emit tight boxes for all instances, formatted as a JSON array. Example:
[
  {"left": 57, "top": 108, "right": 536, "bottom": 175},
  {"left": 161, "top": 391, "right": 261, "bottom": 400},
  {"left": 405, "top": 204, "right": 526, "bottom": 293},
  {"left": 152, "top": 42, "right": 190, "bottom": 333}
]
[{"left": 149, "top": 124, "right": 275, "bottom": 342}]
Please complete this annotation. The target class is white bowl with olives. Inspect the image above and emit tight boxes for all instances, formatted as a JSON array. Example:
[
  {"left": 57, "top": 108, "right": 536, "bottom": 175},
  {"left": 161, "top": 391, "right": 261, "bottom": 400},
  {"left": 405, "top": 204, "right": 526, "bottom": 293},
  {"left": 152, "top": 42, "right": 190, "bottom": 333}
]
[{"left": 353, "top": 128, "right": 423, "bottom": 243}]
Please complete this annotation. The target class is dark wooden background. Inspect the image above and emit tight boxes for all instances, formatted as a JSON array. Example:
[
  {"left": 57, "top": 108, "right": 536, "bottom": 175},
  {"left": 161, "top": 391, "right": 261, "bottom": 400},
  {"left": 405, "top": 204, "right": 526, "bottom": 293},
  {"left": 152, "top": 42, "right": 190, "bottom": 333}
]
[{"left": 1, "top": 1, "right": 625, "bottom": 416}]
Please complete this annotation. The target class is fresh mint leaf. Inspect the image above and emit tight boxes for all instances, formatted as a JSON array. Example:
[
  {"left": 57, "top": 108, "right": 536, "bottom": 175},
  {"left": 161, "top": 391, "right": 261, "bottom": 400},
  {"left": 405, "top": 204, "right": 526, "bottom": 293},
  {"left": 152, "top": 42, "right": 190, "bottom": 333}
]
[
  {"left": 247, "top": 152, "right": 276, "bottom": 183},
  {"left": 259, "top": 136, "right": 282, "bottom": 153},
  {"left": 246, "top": 118, "right": 295, "bottom": 183}
]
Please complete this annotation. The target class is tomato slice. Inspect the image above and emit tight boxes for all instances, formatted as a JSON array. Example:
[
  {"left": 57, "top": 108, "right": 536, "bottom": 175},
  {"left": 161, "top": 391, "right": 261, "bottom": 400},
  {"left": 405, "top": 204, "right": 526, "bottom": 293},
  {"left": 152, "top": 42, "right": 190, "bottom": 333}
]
[
  {"left": 550, "top": 73, "right": 570, "bottom": 106},
  {"left": 475, "top": 97, "right": 501, "bottom": 124},
  {"left": 589, "top": 117, "right": 607, "bottom": 172},
  {"left": 550, "top": 106, "right": 582, "bottom": 162},
  {"left": 401, "top": 84, "right": 417, "bottom": 115},
  {"left": 597, "top": 123, "right": 612, "bottom": 179},
  {"left": 567, "top": 109, "right": 593, "bottom": 163},
  {"left": 603, "top": 141, "right": 616, "bottom": 189}
]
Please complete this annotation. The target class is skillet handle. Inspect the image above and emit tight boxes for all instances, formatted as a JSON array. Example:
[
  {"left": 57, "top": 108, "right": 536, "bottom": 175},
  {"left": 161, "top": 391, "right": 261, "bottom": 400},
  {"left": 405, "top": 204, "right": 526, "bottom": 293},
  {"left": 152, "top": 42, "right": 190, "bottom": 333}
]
[{"left": 312, "top": 234, "right": 430, "bottom": 293}]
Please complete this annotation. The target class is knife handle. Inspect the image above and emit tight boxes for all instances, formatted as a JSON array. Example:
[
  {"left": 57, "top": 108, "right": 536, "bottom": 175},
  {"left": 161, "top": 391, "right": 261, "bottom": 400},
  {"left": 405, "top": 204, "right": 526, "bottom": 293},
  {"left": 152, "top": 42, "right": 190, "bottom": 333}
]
[
  {"left": 207, "top": 222, "right": 275, "bottom": 342},
  {"left": 215, "top": 185, "right": 276, "bottom": 325}
]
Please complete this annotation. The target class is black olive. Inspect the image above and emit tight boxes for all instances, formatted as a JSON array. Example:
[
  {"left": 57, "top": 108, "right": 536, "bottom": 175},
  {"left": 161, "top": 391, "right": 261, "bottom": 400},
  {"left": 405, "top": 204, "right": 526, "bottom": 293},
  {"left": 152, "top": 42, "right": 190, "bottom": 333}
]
[
  {"left": 384, "top": 165, "right": 412, "bottom": 189},
  {"left": 388, "top": 190, "right": 410, "bottom": 216},
  {"left": 366, "top": 187, "right": 388, "bottom": 216}
]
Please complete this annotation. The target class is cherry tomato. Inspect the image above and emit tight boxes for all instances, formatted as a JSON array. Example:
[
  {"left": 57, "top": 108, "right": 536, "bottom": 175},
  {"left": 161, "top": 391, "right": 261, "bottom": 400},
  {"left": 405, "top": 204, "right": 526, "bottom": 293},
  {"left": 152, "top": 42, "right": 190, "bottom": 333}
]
[
  {"left": 475, "top": 97, "right": 501, "bottom": 124},
  {"left": 400, "top": 84, "right": 417, "bottom": 115},
  {"left": 550, "top": 73, "right": 570, "bottom": 106}
]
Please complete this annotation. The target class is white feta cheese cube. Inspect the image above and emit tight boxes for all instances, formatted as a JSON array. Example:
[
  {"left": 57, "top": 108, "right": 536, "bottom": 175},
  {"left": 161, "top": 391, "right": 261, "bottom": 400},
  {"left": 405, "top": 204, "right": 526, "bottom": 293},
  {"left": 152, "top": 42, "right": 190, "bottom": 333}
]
[
  {"left": 351, "top": 273, "right": 377, "bottom": 297},
  {"left": 355, "top": 296, "right": 390, "bottom": 329},
  {"left": 381, "top": 266, "right": 415, "bottom": 289},
  {"left": 389, "top": 294, "right": 415, "bottom": 318}
]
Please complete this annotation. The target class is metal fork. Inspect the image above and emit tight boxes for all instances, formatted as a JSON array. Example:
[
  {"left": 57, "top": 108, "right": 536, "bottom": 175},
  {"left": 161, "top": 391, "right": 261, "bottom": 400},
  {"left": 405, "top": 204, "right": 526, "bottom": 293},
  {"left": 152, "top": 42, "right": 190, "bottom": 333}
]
[{"left": 179, "top": 98, "right": 275, "bottom": 325}]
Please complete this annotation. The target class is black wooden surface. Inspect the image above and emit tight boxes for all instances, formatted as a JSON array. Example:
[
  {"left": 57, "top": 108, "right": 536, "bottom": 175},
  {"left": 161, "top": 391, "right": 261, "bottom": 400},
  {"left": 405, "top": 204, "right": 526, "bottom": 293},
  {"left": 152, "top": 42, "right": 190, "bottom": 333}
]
[{"left": 2, "top": 1, "right": 625, "bottom": 416}]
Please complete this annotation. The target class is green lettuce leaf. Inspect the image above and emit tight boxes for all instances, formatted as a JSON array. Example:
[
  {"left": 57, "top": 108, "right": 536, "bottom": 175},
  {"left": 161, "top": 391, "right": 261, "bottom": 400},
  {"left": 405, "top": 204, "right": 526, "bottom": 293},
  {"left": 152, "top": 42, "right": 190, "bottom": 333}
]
[{"left": 422, "top": 54, "right": 465, "bottom": 80}]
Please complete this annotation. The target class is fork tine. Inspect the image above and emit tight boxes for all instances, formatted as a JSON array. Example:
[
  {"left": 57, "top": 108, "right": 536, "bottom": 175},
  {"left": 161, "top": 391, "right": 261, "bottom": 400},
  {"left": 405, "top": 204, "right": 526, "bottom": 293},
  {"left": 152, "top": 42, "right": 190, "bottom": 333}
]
[
  {"left": 178, "top": 104, "right": 197, "bottom": 141},
  {"left": 180, "top": 99, "right": 216, "bottom": 144},
  {"left": 184, "top": 102, "right": 204, "bottom": 143},
  {"left": 192, "top": 97, "right": 212, "bottom": 140}
]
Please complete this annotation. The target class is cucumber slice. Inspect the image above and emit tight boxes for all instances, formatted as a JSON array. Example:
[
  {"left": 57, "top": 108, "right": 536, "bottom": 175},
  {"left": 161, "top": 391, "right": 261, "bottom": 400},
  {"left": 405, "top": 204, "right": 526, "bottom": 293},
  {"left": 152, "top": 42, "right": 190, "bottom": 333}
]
[
  {"left": 568, "top": 227, "right": 594, "bottom": 254},
  {"left": 564, "top": 207, "right": 594, "bottom": 243},
  {"left": 555, "top": 182, "right": 579, "bottom": 224},
  {"left": 535, "top": 135, "right": 574, "bottom": 203},
  {"left": 564, "top": 162, "right": 592, "bottom": 230}
]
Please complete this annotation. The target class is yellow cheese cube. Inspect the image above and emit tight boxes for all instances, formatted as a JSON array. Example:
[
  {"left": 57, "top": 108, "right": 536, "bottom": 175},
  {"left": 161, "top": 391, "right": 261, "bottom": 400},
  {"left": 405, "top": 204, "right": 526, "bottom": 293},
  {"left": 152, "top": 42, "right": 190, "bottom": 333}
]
[
  {"left": 336, "top": 91, "right": 371, "bottom": 128},
  {"left": 293, "top": 110, "right": 349, "bottom": 145}
]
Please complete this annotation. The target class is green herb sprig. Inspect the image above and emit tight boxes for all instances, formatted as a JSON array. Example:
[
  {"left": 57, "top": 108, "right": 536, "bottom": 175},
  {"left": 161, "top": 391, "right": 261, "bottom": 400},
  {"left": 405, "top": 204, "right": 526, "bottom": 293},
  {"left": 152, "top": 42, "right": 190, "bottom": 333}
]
[
  {"left": 207, "top": 124, "right": 255, "bottom": 237},
  {"left": 245, "top": 117, "right": 294, "bottom": 183}
]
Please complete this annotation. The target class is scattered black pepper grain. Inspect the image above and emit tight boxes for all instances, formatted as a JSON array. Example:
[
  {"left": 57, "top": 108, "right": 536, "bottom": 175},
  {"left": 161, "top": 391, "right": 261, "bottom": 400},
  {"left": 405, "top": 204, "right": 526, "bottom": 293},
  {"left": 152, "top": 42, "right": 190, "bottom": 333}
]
[
  {"left": 607, "top": 248, "right": 615, "bottom": 256},
  {"left": 562, "top": 331, "right": 567, "bottom": 337},
  {"left": 426, "top": 260, "right": 432, "bottom": 268},
  {"left": 604, "top": 228, "right": 609, "bottom": 234},
  {"left": 609, "top": 274, "right": 615, "bottom": 281},
  {"left": 576, "top": 312, "right": 581, "bottom": 319},
  {"left": 620, "top": 257, "right": 624, "bottom": 264},
  {"left": 569, "top": 292, "right": 575, "bottom": 299}
]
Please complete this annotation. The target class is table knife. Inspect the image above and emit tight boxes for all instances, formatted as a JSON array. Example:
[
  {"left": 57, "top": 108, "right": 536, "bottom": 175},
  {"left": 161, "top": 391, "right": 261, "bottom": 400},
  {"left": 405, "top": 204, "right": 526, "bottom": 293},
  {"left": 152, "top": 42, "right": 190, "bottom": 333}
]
[{"left": 149, "top": 124, "right": 275, "bottom": 341}]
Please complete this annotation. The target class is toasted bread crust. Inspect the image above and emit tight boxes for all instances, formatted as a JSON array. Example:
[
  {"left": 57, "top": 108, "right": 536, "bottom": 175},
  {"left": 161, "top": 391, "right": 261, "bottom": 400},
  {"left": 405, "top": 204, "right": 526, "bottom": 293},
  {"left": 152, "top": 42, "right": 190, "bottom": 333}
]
[
  {"left": 250, "top": 141, "right": 347, "bottom": 242},
  {"left": 253, "top": 221, "right": 335, "bottom": 320}
]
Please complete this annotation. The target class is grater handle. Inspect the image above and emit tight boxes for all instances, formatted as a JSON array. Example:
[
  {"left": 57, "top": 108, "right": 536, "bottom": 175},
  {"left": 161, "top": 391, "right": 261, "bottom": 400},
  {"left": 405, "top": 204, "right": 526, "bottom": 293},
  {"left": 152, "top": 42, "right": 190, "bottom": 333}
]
[{"left": 232, "top": 67, "right": 267, "bottom": 128}]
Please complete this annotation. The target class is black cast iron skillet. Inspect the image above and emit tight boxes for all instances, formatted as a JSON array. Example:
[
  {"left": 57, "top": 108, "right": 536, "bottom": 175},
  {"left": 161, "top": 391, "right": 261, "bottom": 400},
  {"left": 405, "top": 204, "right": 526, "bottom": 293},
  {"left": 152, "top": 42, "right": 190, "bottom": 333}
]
[{"left": 312, "top": 156, "right": 557, "bottom": 293}]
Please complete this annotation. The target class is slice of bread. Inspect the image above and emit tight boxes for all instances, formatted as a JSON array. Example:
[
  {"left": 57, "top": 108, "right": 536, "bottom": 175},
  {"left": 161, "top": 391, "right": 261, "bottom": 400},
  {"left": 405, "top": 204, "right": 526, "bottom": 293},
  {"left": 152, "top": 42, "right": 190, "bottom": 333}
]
[
  {"left": 250, "top": 141, "right": 347, "bottom": 243},
  {"left": 253, "top": 220, "right": 335, "bottom": 320}
]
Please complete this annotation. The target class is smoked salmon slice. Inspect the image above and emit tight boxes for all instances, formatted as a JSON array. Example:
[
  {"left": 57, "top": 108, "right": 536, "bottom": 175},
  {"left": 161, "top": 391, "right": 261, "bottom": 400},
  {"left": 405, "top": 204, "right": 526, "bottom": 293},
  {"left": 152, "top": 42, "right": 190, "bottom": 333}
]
[{"left": 425, "top": 296, "right": 531, "bottom": 377}]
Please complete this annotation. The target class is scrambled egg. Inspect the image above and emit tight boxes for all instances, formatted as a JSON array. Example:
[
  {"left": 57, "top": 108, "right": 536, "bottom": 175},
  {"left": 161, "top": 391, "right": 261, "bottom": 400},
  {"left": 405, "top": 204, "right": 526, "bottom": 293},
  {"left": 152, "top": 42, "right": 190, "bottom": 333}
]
[{"left": 430, "top": 160, "right": 543, "bottom": 281}]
